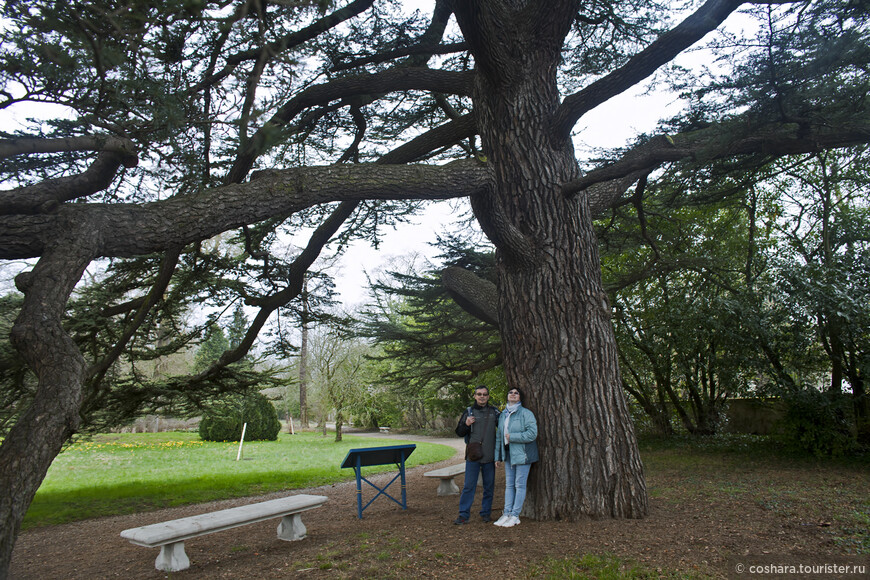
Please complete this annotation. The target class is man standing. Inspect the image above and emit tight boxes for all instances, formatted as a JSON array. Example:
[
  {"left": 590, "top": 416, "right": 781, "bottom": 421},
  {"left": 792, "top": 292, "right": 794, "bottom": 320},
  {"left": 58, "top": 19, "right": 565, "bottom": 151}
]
[{"left": 454, "top": 385, "right": 500, "bottom": 524}]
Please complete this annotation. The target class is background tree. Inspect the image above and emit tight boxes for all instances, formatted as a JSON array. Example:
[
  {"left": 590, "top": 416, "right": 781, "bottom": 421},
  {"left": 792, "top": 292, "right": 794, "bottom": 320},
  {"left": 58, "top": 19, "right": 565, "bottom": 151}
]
[
  {"left": 600, "top": 173, "right": 778, "bottom": 435},
  {"left": 226, "top": 304, "right": 249, "bottom": 352},
  {"left": 307, "top": 325, "right": 369, "bottom": 442},
  {"left": 765, "top": 149, "right": 870, "bottom": 444},
  {"left": 299, "top": 278, "right": 312, "bottom": 428},
  {"left": 360, "top": 237, "right": 503, "bottom": 426},
  {"left": 194, "top": 323, "right": 231, "bottom": 372},
  {"left": 2, "top": 1, "right": 870, "bottom": 573},
  {"left": 283, "top": 270, "right": 342, "bottom": 429}
]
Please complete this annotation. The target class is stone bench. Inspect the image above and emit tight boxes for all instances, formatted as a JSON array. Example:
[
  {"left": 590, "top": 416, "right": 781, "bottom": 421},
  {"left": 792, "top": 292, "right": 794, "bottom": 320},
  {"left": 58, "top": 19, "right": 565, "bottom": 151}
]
[
  {"left": 424, "top": 463, "right": 481, "bottom": 496},
  {"left": 120, "top": 494, "right": 328, "bottom": 572}
]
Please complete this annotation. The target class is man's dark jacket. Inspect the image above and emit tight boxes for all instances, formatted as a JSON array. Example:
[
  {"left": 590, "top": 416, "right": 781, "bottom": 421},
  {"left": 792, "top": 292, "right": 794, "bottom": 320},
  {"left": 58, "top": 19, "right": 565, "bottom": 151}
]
[{"left": 455, "top": 403, "right": 499, "bottom": 464}]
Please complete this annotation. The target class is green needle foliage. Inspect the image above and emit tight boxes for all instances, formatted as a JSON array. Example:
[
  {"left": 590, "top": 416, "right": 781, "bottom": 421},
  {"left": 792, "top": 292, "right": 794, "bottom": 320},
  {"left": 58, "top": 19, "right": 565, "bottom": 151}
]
[{"left": 199, "top": 391, "right": 282, "bottom": 442}]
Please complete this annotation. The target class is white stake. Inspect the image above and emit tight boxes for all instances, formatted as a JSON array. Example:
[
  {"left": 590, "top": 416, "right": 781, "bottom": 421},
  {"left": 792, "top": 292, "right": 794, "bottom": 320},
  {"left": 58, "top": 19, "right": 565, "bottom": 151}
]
[{"left": 236, "top": 422, "right": 247, "bottom": 461}]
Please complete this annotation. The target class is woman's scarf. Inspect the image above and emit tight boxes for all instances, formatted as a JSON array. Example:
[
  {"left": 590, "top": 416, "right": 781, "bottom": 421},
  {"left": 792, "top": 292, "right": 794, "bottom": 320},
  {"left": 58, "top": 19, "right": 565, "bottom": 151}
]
[{"left": 504, "top": 402, "right": 521, "bottom": 438}]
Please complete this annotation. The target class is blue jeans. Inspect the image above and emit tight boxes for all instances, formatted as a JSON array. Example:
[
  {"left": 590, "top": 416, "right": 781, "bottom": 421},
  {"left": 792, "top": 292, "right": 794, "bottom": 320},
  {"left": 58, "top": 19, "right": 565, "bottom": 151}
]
[
  {"left": 458, "top": 460, "right": 495, "bottom": 519},
  {"left": 503, "top": 457, "right": 531, "bottom": 517}
]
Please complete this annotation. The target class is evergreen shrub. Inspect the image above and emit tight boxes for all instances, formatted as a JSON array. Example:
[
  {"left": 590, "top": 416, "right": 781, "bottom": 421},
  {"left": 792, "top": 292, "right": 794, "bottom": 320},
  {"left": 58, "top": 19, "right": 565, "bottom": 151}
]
[{"left": 199, "top": 392, "right": 281, "bottom": 442}]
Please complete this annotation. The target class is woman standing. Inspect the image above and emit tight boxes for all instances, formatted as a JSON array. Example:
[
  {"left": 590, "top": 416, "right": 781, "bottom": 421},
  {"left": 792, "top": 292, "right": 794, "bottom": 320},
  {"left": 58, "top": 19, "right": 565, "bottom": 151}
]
[{"left": 494, "top": 387, "right": 538, "bottom": 527}]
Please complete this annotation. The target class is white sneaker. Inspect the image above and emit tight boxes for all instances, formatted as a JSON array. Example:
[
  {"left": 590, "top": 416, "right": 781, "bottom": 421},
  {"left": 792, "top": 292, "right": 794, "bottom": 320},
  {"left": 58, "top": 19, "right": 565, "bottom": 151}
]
[
  {"left": 502, "top": 516, "right": 520, "bottom": 527},
  {"left": 493, "top": 514, "right": 510, "bottom": 526}
]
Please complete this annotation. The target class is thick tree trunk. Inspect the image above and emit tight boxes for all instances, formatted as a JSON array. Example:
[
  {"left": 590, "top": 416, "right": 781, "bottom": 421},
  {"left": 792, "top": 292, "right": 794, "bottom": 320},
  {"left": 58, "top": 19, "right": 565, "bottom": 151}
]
[
  {"left": 334, "top": 411, "right": 343, "bottom": 443},
  {"left": 299, "top": 282, "right": 310, "bottom": 428},
  {"left": 458, "top": 1, "right": 648, "bottom": 520},
  {"left": 496, "top": 220, "right": 649, "bottom": 519},
  {"left": 0, "top": 225, "right": 96, "bottom": 579}
]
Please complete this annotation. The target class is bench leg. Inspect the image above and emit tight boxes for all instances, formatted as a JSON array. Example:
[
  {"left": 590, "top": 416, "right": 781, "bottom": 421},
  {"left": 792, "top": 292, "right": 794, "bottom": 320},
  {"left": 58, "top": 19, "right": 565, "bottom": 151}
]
[
  {"left": 277, "top": 513, "right": 307, "bottom": 541},
  {"left": 155, "top": 541, "right": 190, "bottom": 572},
  {"left": 436, "top": 477, "right": 460, "bottom": 496}
]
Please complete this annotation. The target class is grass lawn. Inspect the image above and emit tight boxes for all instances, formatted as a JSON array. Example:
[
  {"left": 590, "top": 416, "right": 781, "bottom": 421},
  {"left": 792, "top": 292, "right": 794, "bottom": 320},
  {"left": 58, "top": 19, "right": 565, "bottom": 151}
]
[{"left": 24, "top": 431, "right": 455, "bottom": 529}]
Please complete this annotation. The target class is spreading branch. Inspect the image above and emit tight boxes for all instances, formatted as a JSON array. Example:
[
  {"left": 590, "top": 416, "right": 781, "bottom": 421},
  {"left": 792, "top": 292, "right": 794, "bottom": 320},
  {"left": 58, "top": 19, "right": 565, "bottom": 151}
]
[
  {"left": 470, "top": 184, "right": 538, "bottom": 267},
  {"left": 1, "top": 160, "right": 490, "bottom": 260},
  {"left": 189, "top": 0, "right": 378, "bottom": 95},
  {"left": 227, "top": 68, "right": 475, "bottom": 182},
  {"left": 330, "top": 0, "right": 464, "bottom": 72},
  {"left": 552, "top": 0, "right": 746, "bottom": 140},
  {"left": 192, "top": 108, "right": 482, "bottom": 379},
  {"left": 563, "top": 117, "right": 870, "bottom": 201},
  {"left": 441, "top": 266, "right": 500, "bottom": 327},
  {"left": 0, "top": 136, "right": 136, "bottom": 160},
  {"left": 85, "top": 249, "right": 182, "bottom": 389},
  {"left": 0, "top": 151, "right": 138, "bottom": 215}
]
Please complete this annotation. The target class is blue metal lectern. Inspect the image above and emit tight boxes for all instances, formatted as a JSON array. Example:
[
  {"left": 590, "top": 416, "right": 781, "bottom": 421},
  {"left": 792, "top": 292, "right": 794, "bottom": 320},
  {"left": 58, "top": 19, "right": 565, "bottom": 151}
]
[{"left": 340, "top": 444, "right": 416, "bottom": 519}]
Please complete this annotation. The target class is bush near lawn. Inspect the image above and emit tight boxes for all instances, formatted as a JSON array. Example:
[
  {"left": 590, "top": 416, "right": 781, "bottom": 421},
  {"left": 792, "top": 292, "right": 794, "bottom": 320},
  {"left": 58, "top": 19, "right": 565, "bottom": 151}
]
[
  {"left": 199, "top": 392, "right": 282, "bottom": 442},
  {"left": 24, "top": 432, "right": 454, "bottom": 529}
]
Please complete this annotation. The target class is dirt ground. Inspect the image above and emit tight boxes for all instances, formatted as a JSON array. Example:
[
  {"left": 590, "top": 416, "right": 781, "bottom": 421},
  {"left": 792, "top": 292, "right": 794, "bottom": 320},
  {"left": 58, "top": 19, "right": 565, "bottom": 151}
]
[{"left": 9, "top": 433, "right": 867, "bottom": 579}]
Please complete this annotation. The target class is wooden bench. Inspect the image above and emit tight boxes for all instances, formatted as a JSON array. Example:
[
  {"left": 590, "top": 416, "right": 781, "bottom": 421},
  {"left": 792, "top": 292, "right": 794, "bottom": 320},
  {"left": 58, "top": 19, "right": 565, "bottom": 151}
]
[
  {"left": 424, "top": 463, "right": 482, "bottom": 496},
  {"left": 120, "top": 494, "right": 327, "bottom": 572}
]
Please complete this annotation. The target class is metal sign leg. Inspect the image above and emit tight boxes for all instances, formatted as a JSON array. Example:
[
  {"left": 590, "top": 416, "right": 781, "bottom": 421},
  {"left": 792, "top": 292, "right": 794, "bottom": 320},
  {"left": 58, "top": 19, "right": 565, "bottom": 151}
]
[{"left": 355, "top": 456, "right": 363, "bottom": 519}]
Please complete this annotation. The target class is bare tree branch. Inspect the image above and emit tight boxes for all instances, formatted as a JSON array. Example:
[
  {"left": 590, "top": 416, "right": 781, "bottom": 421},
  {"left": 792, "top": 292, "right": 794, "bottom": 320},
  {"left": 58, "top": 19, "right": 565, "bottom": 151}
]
[
  {"left": 85, "top": 248, "right": 182, "bottom": 389},
  {"left": 1, "top": 160, "right": 489, "bottom": 260},
  {"left": 552, "top": 0, "right": 746, "bottom": 140},
  {"left": 0, "top": 150, "right": 137, "bottom": 215},
  {"left": 197, "top": 199, "right": 359, "bottom": 377},
  {"left": 195, "top": 111, "right": 479, "bottom": 379},
  {"left": 470, "top": 184, "right": 537, "bottom": 266},
  {"left": 441, "top": 265, "right": 499, "bottom": 327},
  {"left": 189, "top": 0, "right": 378, "bottom": 95},
  {"left": 0, "top": 136, "right": 136, "bottom": 160},
  {"left": 331, "top": 0, "right": 464, "bottom": 72},
  {"left": 330, "top": 42, "right": 469, "bottom": 72},
  {"left": 227, "top": 68, "right": 475, "bottom": 183},
  {"left": 563, "top": 118, "right": 870, "bottom": 203}
]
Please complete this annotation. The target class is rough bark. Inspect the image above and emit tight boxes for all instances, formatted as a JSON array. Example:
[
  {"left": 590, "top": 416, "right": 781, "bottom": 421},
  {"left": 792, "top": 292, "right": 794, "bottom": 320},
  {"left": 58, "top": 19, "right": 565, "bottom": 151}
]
[
  {"left": 0, "top": 218, "right": 99, "bottom": 575},
  {"left": 441, "top": 266, "right": 499, "bottom": 327},
  {"left": 563, "top": 119, "right": 870, "bottom": 198},
  {"left": 0, "top": 160, "right": 489, "bottom": 260},
  {"left": 454, "top": 0, "right": 648, "bottom": 519},
  {"left": 299, "top": 281, "right": 310, "bottom": 429},
  {"left": 0, "top": 138, "right": 137, "bottom": 215}
]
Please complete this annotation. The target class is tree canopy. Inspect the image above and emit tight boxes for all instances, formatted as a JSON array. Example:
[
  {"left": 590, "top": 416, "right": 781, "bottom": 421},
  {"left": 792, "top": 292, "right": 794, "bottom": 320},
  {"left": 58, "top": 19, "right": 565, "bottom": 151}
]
[{"left": 1, "top": 0, "right": 869, "bottom": 575}]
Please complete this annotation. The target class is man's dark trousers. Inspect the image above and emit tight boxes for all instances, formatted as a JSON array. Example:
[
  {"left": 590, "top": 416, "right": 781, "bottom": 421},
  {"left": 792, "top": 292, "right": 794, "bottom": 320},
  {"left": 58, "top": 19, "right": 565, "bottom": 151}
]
[{"left": 458, "top": 459, "right": 495, "bottom": 519}]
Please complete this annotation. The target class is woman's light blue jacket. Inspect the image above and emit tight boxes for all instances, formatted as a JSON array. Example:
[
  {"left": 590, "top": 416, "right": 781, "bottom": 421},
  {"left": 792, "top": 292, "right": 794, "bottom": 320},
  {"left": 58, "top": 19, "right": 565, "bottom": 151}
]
[{"left": 494, "top": 404, "right": 539, "bottom": 466}]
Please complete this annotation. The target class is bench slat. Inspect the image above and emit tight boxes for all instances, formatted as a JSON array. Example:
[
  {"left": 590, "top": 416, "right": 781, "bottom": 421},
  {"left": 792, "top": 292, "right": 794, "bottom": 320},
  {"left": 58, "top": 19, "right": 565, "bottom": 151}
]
[
  {"left": 423, "top": 464, "right": 465, "bottom": 478},
  {"left": 121, "top": 494, "right": 327, "bottom": 547}
]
